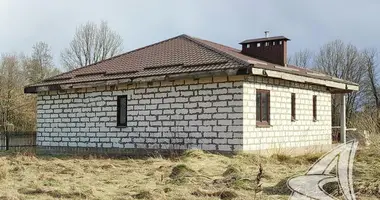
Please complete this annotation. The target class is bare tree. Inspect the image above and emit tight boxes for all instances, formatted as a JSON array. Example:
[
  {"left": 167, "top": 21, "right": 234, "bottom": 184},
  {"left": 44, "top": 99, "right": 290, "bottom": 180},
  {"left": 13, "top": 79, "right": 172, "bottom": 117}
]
[
  {"left": 314, "top": 40, "right": 367, "bottom": 124},
  {"left": 360, "top": 48, "right": 380, "bottom": 132},
  {"left": 362, "top": 48, "right": 379, "bottom": 108},
  {"left": 288, "top": 49, "right": 313, "bottom": 67},
  {"left": 61, "top": 21, "right": 123, "bottom": 70},
  {"left": 0, "top": 54, "right": 35, "bottom": 131},
  {"left": 24, "top": 42, "right": 60, "bottom": 84}
]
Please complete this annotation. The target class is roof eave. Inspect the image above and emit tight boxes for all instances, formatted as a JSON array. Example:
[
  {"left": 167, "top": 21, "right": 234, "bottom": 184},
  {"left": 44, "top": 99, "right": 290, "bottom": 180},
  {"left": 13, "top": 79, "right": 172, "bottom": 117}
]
[
  {"left": 251, "top": 66, "right": 359, "bottom": 92},
  {"left": 24, "top": 68, "right": 242, "bottom": 94}
]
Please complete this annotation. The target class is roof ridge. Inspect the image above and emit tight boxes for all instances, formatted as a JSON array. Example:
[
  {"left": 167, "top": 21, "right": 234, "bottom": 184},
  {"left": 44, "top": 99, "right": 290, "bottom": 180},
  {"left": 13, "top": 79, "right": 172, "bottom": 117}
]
[
  {"left": 193, "top": 37, "right": 241, "bottom": 52},
  {"left": 181, "top": 35, "right": 250, "bottom": 67}
]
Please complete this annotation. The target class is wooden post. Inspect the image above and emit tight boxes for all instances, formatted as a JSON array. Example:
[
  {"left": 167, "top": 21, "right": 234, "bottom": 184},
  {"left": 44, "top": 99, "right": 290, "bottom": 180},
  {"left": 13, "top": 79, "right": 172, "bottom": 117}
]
[{"left": 340, "top": 94, "right": 346, "bottom": 143}]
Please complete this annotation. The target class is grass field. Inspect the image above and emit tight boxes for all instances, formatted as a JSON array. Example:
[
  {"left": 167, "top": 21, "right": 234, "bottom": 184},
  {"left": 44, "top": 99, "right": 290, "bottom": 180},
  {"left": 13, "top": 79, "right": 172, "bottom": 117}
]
[{"left": 0, "top": 145, "right": 378, "bottom": 200}]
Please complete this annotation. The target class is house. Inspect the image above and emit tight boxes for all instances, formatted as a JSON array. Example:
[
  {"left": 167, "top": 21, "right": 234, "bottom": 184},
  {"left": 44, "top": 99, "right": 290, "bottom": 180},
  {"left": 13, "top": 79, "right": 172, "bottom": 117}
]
[{"left": 24, "top": 34, "right": 359, "bottom": 155}]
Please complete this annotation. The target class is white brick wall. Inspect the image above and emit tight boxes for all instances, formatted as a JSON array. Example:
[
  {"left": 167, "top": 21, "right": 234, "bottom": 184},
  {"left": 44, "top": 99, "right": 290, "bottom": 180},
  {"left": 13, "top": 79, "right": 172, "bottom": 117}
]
[
  {"left": 36, "top": 77, "right": 244, "bottom": 152},
  {"left": 35, "top": 75, "right": 333, "bottom": 153},
  {"left": 242, "top": 77, "right": 332, "bottom": 151}
]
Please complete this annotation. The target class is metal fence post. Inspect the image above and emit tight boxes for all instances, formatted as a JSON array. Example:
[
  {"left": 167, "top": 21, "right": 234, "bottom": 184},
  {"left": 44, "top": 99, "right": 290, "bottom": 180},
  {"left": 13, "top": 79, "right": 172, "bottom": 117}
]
[{"left": 5, "top": 131, "right": 9, "bottom": 150}]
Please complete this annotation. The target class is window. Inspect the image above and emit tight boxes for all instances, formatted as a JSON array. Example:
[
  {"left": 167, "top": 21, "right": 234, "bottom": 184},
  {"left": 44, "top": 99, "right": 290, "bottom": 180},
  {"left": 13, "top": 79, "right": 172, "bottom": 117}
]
[
  {"left": 279, "top": 41, "right": 283, "bottom": 45},
  {"left": 312, "top": 95, "right": 317, "bottom": 121},
  {"left": 291, "top": 93, "right": 296, "bottom": 121},
  {"left": 273, "top": 41, "right": 276, "bottom": 46},
  {"left": 246, "top": 44, "right": 250, "bottom": 48},
  {"left": 257, "top": 43, "right": 261, "bottom": 47},
  {"left": 256, "top": 90, "right": 270, "bottom": 125},
  {"left": 117, "top": 95, "right": 128, "bottom": 126},
  {"left": 265, "top": 42, "right": 269, "bottom": 46}
]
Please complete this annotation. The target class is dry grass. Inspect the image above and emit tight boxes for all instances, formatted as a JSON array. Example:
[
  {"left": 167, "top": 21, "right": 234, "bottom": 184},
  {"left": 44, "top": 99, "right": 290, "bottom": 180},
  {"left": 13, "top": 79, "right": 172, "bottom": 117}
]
[{"left": 0, "top": 144, "right": 376, "bottom": 200}]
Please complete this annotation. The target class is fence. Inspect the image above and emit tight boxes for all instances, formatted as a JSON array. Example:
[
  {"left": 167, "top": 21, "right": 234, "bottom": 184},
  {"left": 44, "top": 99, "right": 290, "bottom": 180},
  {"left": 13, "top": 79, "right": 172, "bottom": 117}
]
[
  {"left": 332, "top": 126, "right": 358, "bottom": 143},
  {"left": 0, "top": 132, "right": 36, "bottom": 151}
]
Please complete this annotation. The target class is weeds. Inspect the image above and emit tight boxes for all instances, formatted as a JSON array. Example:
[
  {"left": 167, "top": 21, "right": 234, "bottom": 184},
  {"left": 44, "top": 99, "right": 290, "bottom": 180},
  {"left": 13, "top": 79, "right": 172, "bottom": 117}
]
[{"left": 0, "top": 145, "right": 374, "bottom": 199}]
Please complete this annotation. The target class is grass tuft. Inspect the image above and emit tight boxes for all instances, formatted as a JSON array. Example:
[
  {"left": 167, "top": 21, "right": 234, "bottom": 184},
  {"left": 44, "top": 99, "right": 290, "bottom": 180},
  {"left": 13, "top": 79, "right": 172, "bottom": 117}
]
[
  {"left": 222, "top": 165, "right": 241, "bottom": 177},
  {"left": 182, "top": 149, "right": 206, "bottom": 159},
  {"left": 133, "top": 190, "right": 153, "bottom": 199},
  {"left": 271, "top": 154, "right": 292, "bottom": 162},
  {"left": 0, "top": 165, "right": 8, "bottom": 180},
  {"left": 192, "top": 188, "right": 238, "bottom": 200},
  {"left": 169, "top": 164, "right": 196, "bottom": 179}
]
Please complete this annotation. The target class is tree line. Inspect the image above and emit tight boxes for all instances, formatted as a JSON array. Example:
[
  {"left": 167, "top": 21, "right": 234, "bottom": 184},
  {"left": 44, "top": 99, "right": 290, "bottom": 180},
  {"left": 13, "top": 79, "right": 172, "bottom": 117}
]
[
  {"left": 0, "top": 21, "right": 123, "bottom": 132},
  {"left": 1, "top": 20, "right": 378, "bottom": 133},
  {"left": 288, "top": 41, "right": 379, "bottom": 131}
]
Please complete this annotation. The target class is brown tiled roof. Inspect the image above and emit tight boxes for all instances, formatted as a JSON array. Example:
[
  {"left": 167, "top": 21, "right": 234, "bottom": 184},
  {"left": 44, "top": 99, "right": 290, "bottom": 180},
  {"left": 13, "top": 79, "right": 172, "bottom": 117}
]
[
  {"left": 29, "top": 35, "right": 246, "bottom": 87},
  {"left": 24, "top": 34, "right": 357, "bottom": 92}
]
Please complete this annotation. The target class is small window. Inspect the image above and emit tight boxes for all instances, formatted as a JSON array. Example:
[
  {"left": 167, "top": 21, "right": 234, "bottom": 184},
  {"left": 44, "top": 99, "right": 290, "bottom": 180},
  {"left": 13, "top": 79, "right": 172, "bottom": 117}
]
[
  {"left": 117, "top": 95, "right": 128, "bottom": 126},
  {"left": 246, "top": 44, "right": 250, "bottom": 48},
  {"left": 256, "top": 90, "right": 270, "bottom": 125},
  {"left": 265, "top": 42, "right": 269, "bottom": 46},
  {"left": 257, "top": 43, "right": 261, "bottom": 47},
  {"left": 313, "top": 95, "right": 317, "bottom": 121},
  {"left": 279, "top": 41, "right": 283, "bottom": 45},
  {"left": 273, "top": 41, "right": 276, "bottom": 46},
  {"left": 291, "top": 93, "right": 296, "bottom": 121}
]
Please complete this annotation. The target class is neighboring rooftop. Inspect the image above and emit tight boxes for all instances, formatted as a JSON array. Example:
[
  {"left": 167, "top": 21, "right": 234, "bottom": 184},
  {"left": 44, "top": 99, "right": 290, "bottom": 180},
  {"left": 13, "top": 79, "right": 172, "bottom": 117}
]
[{"left": 24, "top": 34, "right": 358, "bottom": 93}]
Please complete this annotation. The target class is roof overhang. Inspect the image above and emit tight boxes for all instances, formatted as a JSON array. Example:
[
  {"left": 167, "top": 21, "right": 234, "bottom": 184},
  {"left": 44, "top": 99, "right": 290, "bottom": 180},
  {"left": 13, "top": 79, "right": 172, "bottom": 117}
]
[
  {"left": 251, "top": 67, "right": 359, "bottom": 92},
  {"left": 24, "top": 68, "right": 241, "bottom": 94}
]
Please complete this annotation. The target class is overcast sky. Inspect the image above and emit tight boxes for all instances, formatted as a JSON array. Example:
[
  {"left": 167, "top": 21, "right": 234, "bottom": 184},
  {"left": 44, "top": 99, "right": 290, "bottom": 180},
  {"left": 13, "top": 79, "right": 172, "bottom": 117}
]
[{"left": 0, "top": 0, "right": 379, "bottom": 69}]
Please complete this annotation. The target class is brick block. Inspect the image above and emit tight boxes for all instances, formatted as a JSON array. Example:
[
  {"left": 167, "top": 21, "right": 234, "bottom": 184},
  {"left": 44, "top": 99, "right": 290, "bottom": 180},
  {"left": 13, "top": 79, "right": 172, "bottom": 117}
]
[
  {"left": 176, "top": 85, "right": 188, "bottom": 91},
  {"left": 198, "top": 139, "right": 211, "bottom": 144},
  {"left": 199, "top": 77, "right": 213, "bottom": 84},
  {"left": 228, "top": 75, "right": 246, "bottom": 81},
  {"left": 198, "top": 102, "right": 212, "bottom": 107},
  {"left": 204, "top": 108, "right": 217, "bottom": 113},
  {"left": 213, "top": 76, "right": 228, "bottom": 83},
  {"left": 168, "top": 91, "right": 180, "bottom": 97},
  {"left": 202, "top": 144, "right": 216, "bottom": 150},
  {"left": 228, "top": 139, "right": 242, "bottom": 145},
  {"left": 198, "top": 90, "right": 212, "bottom": 96},
  {"left": 218, "top": 145, "right": 232, "bottom": 151},
  {"left": 184, "top": 103, "right": 197, "bottom": 108},
  {"left": 213, "top": 89, "right": 227, "bottom": 95},
  {"left": 185, "top": 79, "right": 198, "bottom": 85}
]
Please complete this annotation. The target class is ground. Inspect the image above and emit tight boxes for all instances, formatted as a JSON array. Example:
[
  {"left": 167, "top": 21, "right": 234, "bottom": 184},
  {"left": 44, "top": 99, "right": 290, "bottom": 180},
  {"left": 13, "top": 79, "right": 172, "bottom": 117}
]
[{"left": 0, "top": 146, "right": 378, "bottom": 200}]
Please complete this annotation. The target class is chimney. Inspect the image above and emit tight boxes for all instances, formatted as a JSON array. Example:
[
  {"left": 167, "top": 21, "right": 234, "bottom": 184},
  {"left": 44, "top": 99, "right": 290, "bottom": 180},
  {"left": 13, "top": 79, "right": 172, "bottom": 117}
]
[
  {"left": 264, "top": 31, "right": 269, "bottom": 38},
  {"left": 240, "top": 32, "right": 290, "bottom": 66}
]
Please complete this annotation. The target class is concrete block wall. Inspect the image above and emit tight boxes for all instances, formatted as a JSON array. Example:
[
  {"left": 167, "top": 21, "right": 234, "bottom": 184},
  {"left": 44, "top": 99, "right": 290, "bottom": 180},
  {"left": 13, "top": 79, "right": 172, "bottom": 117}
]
[
  {"left": 36, "top": 76, "right": 245, "bottom": 152},
  {"left": 35, "top": 75, "right": 333, "bottom": 154},
  {"left": 242, "top": 76, "right": 332, "bottom": 151}
]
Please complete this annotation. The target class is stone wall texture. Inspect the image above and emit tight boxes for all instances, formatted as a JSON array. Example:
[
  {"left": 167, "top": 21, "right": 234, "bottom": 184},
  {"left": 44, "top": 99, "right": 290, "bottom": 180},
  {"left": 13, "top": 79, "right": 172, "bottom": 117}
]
[{"left": 36, "top": 75, "right": 333, "bottom": 153}]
